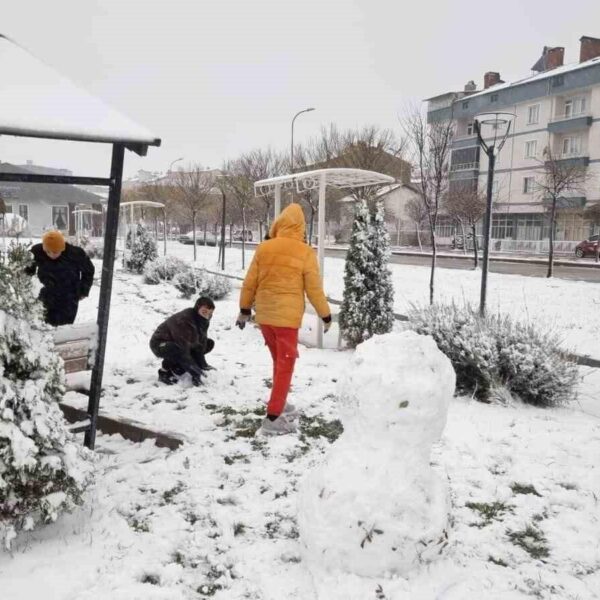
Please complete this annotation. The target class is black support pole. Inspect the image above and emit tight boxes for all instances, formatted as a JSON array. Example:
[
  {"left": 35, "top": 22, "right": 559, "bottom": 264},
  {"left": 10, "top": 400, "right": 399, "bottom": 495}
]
[
  {"left": 84, "top": 144, "right": 125, "bottom": 449},
  {"left": 479, "top": 148, "right": 495, "bottom": 316},
  {"left": 221, "top": 188, "right": 226, "bottom": 271}
]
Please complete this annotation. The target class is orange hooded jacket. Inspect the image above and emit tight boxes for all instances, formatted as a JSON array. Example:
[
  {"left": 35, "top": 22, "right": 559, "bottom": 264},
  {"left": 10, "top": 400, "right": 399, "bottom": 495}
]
[{"left": 239, "top": 203, "right": 331, "bottom": 328}]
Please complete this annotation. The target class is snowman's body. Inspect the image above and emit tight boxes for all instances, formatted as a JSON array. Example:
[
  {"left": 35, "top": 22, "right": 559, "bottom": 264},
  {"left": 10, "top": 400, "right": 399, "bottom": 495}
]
[{"left": 298, "top": 331, "right": 456, "bottom": 577}]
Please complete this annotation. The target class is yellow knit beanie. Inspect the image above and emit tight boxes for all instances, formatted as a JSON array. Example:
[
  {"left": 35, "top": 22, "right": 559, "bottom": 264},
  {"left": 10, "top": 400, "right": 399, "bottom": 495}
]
[{"left": 42, "top": 230, "right": 66, "bottom": 254}]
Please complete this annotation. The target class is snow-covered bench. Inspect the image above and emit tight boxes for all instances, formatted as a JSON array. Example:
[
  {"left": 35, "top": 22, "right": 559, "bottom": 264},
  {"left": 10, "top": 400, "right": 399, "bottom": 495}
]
[{"left": 53, "top": 323, "right": 97, "bottom": 433}]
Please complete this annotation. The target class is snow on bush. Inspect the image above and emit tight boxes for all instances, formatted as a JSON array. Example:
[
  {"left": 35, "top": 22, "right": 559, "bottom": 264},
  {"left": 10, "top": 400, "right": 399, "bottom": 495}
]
[
  {"left": 125, "top": 224, "right": 158, "bottom": 274},
  {"left": 490, "top": 315, "right": 579, "bottom": 407},
  {"left": 339, "top": 199, "right": 394, "bottom": 348},
  {"left": 407, "top": 303, "right": 579, "bottom": 407},
  {"left": 143, "top": 255, "right": 188, "bottom": 285},
  {"left": 172, "top": 266, "right": 231, "bottom": 300},
  {"left": 299, "top": 331, "right": 455, "bottom": 577},
  {"left": 0, "top": 244, "right": 94, "bottom": 548}
]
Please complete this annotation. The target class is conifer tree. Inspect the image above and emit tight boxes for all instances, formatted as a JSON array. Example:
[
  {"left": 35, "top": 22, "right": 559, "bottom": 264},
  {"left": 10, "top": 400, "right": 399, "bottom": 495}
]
[
  {"left": 367, "top": 200, "right": 395, "bottom": 336},
  {"left": 339, "top": 199, "right": 372, "bottom": 348},
  {"left": 0, "top": 243, "right": 93, "bottom": 548},
  {"left": 339, "top": 199, "right": 395, "bottom": 348}
]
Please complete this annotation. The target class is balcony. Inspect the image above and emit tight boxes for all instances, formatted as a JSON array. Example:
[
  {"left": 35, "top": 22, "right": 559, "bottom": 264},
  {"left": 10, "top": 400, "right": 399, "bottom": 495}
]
[
  {"left": 450, "top": 161, "right": 480, "bottom": 179},
  {"left": 546, "top": 152, "right": 590, "bottom": 168},
  {"left": 548, "top": 111, "right": 592, "bottom": 134}
]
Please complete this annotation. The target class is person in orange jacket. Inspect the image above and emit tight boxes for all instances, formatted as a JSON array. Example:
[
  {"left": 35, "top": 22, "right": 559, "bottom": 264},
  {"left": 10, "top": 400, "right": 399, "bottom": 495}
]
[{"left": 236, "top": 203, "right": 331, "bottom": 435}]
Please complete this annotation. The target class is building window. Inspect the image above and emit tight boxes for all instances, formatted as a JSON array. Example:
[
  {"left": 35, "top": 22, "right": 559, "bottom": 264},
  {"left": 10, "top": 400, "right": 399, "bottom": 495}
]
[
  {"left": 527, "top": 104, "right": 540, "bottom": 124},
  {"left": 523, "top": 177, "right": 535, "bottom": 194},
  {"left": 525, "top": 140, "right": 537, "bottom": 158},
  {"left": 490, "top": 94, "right": 499, "bottom": 103},
  {"left": 562, "top": 136, "right": 582, "bottom": 157},
  {"left": 466, "top": 122, "right": 474, "bottom": 136},
  {"left": 552, "top": 75, "right": 564, "bottom": 88},
  {"left": 18, "top": 205, "right": 28, "bottom": 222},
  {"left": 564, "top": 97, "right": 586, "bottom": 118},
  {"left": 492, "top": 214, "right": 513, "bottom": 239},
  {"left": 462, "top": 101, "right": 469, "bottom": 109},
  {"left": 2, "top": 203, "right": 13, "bottom": 213},
  {"left": 52, "top": 206, "right": 69, "bottom": 231}
]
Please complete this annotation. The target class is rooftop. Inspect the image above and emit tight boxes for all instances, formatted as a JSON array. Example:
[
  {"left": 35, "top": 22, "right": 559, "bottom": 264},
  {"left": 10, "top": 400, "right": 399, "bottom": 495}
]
[{"left": 0, "top": 34, "right": 160, "bottom": 155}]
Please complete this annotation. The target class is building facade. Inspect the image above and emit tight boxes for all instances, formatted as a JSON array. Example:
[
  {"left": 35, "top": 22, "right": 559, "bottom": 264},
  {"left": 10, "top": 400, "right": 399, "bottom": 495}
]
[
  {"left": 0, "top": 162, "right": 105, "bottom": 238},
  {"left": 428, "top": 36, "right": 600, "bottom": 251}
]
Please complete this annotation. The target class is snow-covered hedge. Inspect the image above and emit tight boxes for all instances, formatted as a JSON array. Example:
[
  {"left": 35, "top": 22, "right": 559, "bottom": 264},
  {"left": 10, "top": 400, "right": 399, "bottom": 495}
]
[
  {"left": 143, "top": 255, "right": 188, "bottom": 285},
  {"left": 0, "top": 244, "right": 94, "bottom": 548},
  {"left": 407, "top": 303, "right": 579, "bottom": 407},
  {"left": 172, "top": 267, "right": 231, "bottom": 300}
]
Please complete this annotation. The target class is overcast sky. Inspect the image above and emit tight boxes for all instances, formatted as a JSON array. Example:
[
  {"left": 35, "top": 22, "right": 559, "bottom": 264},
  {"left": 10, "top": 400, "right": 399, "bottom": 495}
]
[{"left": 3, "top": 0, "right": 600, "bottom": 178}]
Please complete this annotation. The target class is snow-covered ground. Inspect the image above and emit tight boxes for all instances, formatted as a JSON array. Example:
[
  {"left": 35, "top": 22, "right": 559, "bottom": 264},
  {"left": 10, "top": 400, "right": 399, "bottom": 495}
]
[{"left": 1, "top": 243, "right": 599, "bottom": 599}]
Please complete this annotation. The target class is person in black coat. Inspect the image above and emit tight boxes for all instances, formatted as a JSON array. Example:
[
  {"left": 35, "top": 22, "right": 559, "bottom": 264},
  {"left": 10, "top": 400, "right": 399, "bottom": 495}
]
[
  {"left": 25, "top": 230, "right": 95, "bottom": 326},
  {"left": 149, "top": 296, "right": 216, "bottom": 385}
]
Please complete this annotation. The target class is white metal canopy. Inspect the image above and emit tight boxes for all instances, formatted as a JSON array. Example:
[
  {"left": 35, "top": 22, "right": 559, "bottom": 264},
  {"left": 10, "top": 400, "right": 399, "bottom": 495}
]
[
  {"left": 0, "top": 34, "right": 160, "bottom": 154},
  {"left": 120, "top": 200, "right": 167, "bottom": 258},
  {"left": 254, "top": 168, "right": 395, "bottom": 348}
]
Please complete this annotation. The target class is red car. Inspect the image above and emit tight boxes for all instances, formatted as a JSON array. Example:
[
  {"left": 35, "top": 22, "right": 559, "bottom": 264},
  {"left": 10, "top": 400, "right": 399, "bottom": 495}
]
[{"left": 575, "top": 234, "right": 599, "bottom": 258}]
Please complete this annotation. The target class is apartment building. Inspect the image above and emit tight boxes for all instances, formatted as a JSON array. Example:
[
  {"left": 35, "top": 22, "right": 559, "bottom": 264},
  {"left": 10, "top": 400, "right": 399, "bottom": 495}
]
[{"left": 427, "top": 36, "right": 600, "bottom": 248}]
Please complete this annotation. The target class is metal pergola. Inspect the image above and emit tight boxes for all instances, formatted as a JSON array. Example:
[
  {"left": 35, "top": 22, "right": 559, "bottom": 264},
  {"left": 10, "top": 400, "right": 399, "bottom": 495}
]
[
  {"left": 254, "top": 168, "right": 395, "bottom": 348},
  {"left": 73, "top": 208, "right": 104, "bottom": 243},
  {"left": 0, "top": 33, "right": 161, "bottom": 449},
  {"left": 120, "top": 200, "right": 167, "bottom": 260}
]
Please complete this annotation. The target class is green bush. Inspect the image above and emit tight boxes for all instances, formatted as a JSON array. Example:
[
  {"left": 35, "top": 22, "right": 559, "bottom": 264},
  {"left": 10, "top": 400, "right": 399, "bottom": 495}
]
[
  {"left": 172, "top": 267, "right": 231, "bottom": 300},
  {"left": 407, "top": 303, "right": 579, "bottom": 407}
]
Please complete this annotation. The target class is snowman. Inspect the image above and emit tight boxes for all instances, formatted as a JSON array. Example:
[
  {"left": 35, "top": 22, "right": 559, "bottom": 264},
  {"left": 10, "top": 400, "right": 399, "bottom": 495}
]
[{"left": 298, "top": 330, "right": 456, "bottom": 577}]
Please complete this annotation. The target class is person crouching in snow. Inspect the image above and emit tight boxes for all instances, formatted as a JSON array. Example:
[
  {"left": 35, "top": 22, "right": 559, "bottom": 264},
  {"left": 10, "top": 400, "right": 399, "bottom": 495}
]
[
  {"left": 236, "top": 203, "right": 331, "bottom": 435},
  {"left": 150, "top": 296, "right": 216, "bottom": 386}
]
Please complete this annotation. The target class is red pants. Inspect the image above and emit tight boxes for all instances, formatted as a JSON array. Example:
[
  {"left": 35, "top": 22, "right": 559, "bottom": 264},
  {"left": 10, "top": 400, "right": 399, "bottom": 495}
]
[{"left": 260, "top": 325, "right": 299, "bottom": 416}]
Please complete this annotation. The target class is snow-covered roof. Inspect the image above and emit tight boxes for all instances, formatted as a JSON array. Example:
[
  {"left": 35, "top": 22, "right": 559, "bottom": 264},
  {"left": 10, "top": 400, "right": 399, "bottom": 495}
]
[
  {"left": 254, "top": 168, "right": 395, "bottom": 197},
  {"left": 461, "top": 56, "right": 600, "bottom": 101},
  {"left": 0, "top": 34, "right": 160, "bottom": 155}
]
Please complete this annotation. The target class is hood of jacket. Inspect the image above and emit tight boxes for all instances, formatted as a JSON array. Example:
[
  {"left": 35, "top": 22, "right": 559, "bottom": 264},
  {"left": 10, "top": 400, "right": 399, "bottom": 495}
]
[{"left": 269, "top": 203, "right": 305, "bottom": 242}]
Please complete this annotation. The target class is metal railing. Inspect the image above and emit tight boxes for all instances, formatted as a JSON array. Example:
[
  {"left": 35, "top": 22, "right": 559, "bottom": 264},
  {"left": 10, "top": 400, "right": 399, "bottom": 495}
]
[
  {"left": 450, "top": 161, "right": 480, "bottom": 172},
  {"left": 549, "top": 111, "right": 592, "bottom": 123}
]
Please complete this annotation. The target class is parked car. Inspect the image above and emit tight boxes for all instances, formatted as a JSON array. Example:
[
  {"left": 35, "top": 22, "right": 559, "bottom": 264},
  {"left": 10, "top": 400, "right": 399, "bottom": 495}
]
[
  {"left": 178, "top": 231, "right": 218, "bottom": 246},
  {"left": 233, "top": 229, "right": 253, "bottom": 242},
  {"left": 575, "top": 234, "right": 599, "bottom": 258}
]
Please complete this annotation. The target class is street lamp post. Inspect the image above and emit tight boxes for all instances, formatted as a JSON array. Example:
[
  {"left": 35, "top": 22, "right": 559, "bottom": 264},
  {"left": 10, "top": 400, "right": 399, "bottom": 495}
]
[
  {"left": 473, "top": 112, "right": 515, "bottom": 316},
  {"left": 220, "top": 186, "right": 226, "bottom": 271},
  {"left": 168, "top": 157, "right": 183, "bottom": 173},
  {"left": 290, "top": 107, "right": 315, "bottom": 172}
]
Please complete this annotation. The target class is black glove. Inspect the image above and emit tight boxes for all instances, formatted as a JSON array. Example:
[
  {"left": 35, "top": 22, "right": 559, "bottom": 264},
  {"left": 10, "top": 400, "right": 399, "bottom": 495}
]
[{"left": 236, "top": 313, "right": 249, "bottom": 330}]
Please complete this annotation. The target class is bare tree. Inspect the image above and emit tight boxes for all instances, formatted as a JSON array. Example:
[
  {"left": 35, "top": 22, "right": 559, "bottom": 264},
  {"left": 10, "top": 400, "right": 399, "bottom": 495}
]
[
  {"left": 445, "top": 185, "right": 487, "bottom": 268},
  {"left": 173, "top": 165, "right": 217, "bottom": 261},
  {"left": 405, "top": 196, "right": 428, "bottom": 251},
  {"left": 402, "top": 109, "right": 454, "bottom": 304},
  {"left": 535, "top": 146, "right": 589, "bottom": 277}
]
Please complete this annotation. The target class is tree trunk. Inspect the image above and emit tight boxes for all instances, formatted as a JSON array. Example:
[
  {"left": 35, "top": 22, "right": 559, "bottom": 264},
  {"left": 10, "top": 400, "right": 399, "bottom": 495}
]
[
  {"left": 416, "top": 225, "right": 423, "bottom": 252},
  {"left": 429, "top": 226, "right": 437, "bottom": 305},
  {"left": 241, "top": 206, "right": 247, "bottom": 269},
  {"left": 229, "top": 222, "right": 233, "bottom": 247},
  {"left": 471, "top": 222, "right": 479, "bottom": 269},
  {"left": 547, "top": 201, "right": 557, "bottom": 278},
  {"left": 460, "top": 220, "right": 467, "bottom": 255},
  {"left": 192, "top": 212, "right": 197, "bottom": 262},
  {"left": 309, "top": 206, "right": 315, "bottom": 245},
  {"left": 259, "top": 221, "right": 263, "bottom": 241},
  {"left": 396, "top": 219, "right": 400, "bottom": 247},
  {"left": 203, "top": 221, "right": 207, "bottom": 246}
]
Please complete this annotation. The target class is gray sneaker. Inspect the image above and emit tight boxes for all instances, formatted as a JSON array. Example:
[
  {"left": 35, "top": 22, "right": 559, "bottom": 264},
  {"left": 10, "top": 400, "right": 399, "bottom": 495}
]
[
  {"left": 259, "top": 415, "right": 298, "bottom": 436},
  {"left": 282, "top": 402, "right": 299, "bottom": 418}
]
